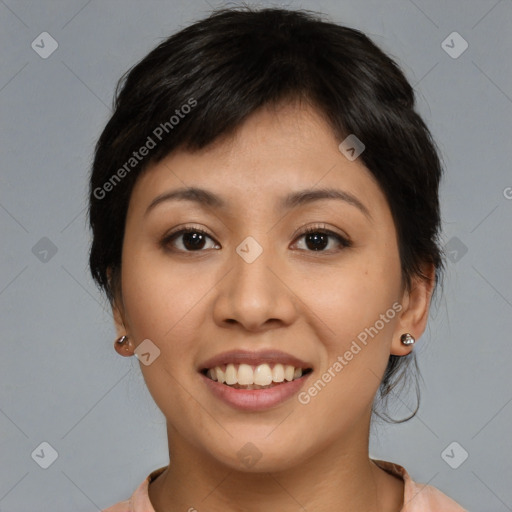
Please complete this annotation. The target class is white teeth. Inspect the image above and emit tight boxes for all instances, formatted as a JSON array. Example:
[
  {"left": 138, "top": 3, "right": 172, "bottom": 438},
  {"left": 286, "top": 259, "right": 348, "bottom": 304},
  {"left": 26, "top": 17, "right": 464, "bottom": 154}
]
[
  {"left": 206, "top": 363, "right": 307, "bottom": 386},
  {"left": 237, "top": 364, "right": 254, "bottom": 385},
  {"left": 284, "top": 365, "right": 295, "bottom": 381},
  {"left": 272, "top": 363, "right": 285, "bottom": 382},
  {"left": 253, "top": 363, "right": 272, "bottom": 386},
  {"left": 225, "top": 363, "right": 237, "bottom": 385},
  {"left": 216, "top": 366, "right": 226, "bottom": 384}
]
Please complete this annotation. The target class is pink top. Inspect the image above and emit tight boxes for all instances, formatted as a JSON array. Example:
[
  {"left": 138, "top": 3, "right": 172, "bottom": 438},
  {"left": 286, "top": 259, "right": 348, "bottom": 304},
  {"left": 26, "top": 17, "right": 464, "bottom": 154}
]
[{"left": 102, "top": 459, "right": 468, "bottom": 511}]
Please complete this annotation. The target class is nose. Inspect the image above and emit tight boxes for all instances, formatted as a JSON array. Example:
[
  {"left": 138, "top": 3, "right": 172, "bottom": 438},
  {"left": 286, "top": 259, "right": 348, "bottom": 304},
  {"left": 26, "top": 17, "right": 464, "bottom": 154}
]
[{"left": 212, "top": 239, "right": 298, "bottom": 332}]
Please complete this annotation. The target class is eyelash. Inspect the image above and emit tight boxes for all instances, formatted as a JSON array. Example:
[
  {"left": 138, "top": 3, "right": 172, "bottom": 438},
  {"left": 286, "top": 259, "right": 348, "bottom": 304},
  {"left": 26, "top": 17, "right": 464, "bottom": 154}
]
[{"left": 161, "top": 224, "right": 351, "bottom": 254}]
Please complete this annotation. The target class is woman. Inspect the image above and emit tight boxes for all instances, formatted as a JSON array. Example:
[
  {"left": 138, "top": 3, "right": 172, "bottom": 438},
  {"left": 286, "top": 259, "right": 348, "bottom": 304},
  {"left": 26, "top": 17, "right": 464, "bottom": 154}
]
[{"left": 90, "top": 6, "right": 468, "bottom": 511}]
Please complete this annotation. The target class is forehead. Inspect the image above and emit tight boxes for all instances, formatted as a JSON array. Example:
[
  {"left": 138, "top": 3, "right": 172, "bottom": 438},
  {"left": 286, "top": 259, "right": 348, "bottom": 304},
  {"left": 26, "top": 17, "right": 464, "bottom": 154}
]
[{"left": 129, "top": 102, "right": 387, "bottom": 219}]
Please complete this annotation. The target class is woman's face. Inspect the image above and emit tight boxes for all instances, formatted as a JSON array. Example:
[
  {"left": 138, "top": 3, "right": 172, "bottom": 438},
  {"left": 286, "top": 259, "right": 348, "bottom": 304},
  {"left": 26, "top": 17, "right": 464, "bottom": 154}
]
[{"left": 114, "top": 102, "right": 430, "bottom": 471}]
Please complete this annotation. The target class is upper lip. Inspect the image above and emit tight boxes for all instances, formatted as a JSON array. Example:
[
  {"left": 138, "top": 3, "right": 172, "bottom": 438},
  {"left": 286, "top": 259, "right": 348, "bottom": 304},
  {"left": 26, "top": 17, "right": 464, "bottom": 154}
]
[{"left": 199, "top": 350, "right": 313, "bottom": 371}]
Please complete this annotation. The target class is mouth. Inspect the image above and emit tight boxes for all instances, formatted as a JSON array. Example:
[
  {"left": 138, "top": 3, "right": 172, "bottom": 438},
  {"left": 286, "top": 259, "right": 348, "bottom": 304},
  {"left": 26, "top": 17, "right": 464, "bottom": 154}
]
[
  {"left": 198, "top": 350, "right": 314, "bottom": 410},
  {"left": 200, "top": 363, "right": 313, "bottom": 390}
]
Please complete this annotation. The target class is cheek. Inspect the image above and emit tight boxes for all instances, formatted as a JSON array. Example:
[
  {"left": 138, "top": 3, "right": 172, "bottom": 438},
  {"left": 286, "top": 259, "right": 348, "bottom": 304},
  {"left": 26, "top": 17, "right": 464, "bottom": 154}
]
[
  {"left": 118, "top": 250, "right": 211, "bottom": 421},
  {"left": 297, "top": 280, "right": 400, "bottom": 435},
  {"left": 296, "top": 250, "right": 402, "bottom": 408},
  {"left": 119, "top": 247, "right": 208, "bottom": 356},
  {"left": 305, "top": 251, "right": 401, "bottom": 344}
]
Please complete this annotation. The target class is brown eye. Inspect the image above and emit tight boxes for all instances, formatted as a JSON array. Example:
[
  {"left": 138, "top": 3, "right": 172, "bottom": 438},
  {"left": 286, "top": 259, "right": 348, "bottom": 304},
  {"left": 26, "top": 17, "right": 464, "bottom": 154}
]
[
  {"left": 160, "top": 224, "right": 351, "bottom": 254},
  {"left": 162, "top": 228, "right": 219, "bottom": 252},
  {"left": 294, "top": 226, "right": 351, "bottom": 252}
]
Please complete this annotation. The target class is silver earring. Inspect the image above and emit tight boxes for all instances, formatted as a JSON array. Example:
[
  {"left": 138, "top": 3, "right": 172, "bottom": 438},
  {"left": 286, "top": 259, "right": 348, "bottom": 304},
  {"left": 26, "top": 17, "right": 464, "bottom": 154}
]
[
  {"left": 400, "top": 333, "right": 415, "bottom": 345},
  {"left": 115, "top": 335, "right": 128, "bottom": 345}
]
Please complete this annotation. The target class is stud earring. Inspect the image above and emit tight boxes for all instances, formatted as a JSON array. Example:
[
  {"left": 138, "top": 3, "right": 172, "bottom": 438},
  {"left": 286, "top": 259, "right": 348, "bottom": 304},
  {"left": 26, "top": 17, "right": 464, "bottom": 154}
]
[
  {"left": 115, "top": 335, "right": 128, "bottom": 345},
  {"left": 114, "top": 335, "right": 134, "bottom": 357},
  {"left": 400, "top": 333, "right": 415, "bottom": 345}
]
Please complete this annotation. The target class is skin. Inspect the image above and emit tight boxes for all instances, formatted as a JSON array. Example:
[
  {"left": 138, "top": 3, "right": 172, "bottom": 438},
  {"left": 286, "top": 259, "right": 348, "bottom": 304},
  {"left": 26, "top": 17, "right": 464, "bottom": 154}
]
[{"left": 111, "top": 100, "right": 435, "bottom": 512}]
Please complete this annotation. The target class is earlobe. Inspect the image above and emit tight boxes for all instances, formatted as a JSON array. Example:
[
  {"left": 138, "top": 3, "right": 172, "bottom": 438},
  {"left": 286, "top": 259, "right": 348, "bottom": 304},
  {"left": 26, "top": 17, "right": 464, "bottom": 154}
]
[
  {"left": 113, "top": 335, "right": 135, "bottom": 357},
  {"left": 107, "top": 267, "right": 133, "bottom": 356},
  {"left": 391, "top": 264, "right": 436, "bottom": 356},
  {"left": 111, "top": 299, "right": 135, "bottom": 357}
]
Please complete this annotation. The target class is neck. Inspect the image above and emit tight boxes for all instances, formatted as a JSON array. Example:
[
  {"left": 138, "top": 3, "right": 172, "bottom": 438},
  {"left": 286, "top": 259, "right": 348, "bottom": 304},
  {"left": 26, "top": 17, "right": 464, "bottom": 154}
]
[{"left": 148, "top": 420, "right": 403, "bottom": 512}]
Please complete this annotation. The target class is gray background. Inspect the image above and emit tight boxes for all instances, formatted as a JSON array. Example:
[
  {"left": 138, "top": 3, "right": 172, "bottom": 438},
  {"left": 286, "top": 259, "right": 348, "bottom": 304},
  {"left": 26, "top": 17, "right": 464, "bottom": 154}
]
[{"left": 0, "top": 0, "right": 511, "bottom": 511}]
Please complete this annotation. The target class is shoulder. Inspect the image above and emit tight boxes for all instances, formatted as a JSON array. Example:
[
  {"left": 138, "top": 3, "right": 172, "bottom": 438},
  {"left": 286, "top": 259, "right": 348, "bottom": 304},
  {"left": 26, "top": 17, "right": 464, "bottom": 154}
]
[
  {"left": 372, "top": 459, "right": 468, "bottom": 511},
  {"left": 102, "top": 499, "right": 130, "bottom": 512},
  {"left": 101, "top": 466, "right": 168, "bottom": 512}
]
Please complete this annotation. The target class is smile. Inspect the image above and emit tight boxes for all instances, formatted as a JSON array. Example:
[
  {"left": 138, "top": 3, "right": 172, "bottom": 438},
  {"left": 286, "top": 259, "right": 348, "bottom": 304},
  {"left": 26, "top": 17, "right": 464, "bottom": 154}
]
[{"left": 201, "top": 363, "right": 313, "bottom": 389}]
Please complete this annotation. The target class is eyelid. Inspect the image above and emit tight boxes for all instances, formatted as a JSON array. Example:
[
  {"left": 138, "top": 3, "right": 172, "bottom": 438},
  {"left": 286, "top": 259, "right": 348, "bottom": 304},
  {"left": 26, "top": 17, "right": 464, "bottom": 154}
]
[
  {"left": 164, "top": 223, "right": 213, "bottom": 239},
  {"left": 293, "top": 222, "right": 350, "bottom": 241}
]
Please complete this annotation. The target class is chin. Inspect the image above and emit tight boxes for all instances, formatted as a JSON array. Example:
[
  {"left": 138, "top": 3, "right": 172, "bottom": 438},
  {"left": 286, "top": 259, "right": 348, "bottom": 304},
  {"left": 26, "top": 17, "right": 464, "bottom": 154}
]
[{"left": 204, "top": 431, "right": 312, "bottom": 473}]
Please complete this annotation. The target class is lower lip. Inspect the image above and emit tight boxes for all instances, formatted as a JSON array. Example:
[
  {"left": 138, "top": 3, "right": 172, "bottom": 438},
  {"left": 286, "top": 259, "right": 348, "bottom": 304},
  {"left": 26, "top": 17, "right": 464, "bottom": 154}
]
[{"left": 200, "top": 372, "right": 311, "bottom": 411}]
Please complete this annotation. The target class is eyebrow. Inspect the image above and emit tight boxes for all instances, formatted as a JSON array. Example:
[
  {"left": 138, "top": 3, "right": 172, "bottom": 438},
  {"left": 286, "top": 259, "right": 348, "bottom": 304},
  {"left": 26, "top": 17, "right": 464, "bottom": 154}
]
[{"left": 145, "top": 186, "right": 371, "bottom": 219}]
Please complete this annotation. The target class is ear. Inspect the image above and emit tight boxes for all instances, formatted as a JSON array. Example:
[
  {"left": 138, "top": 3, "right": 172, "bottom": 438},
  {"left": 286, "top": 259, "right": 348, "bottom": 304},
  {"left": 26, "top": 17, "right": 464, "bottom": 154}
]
[
  {"left": 112, "top": 297, "right": 126, "bottom": 339},
  {"left": 106, "top": 266, "right": 127, "bottom": 338},
  {"left": 390, "top": 264, "right": 436, "bottom": 356},
  {"left": 108, "top": 267, "right": 134, "bottom": 357}
]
